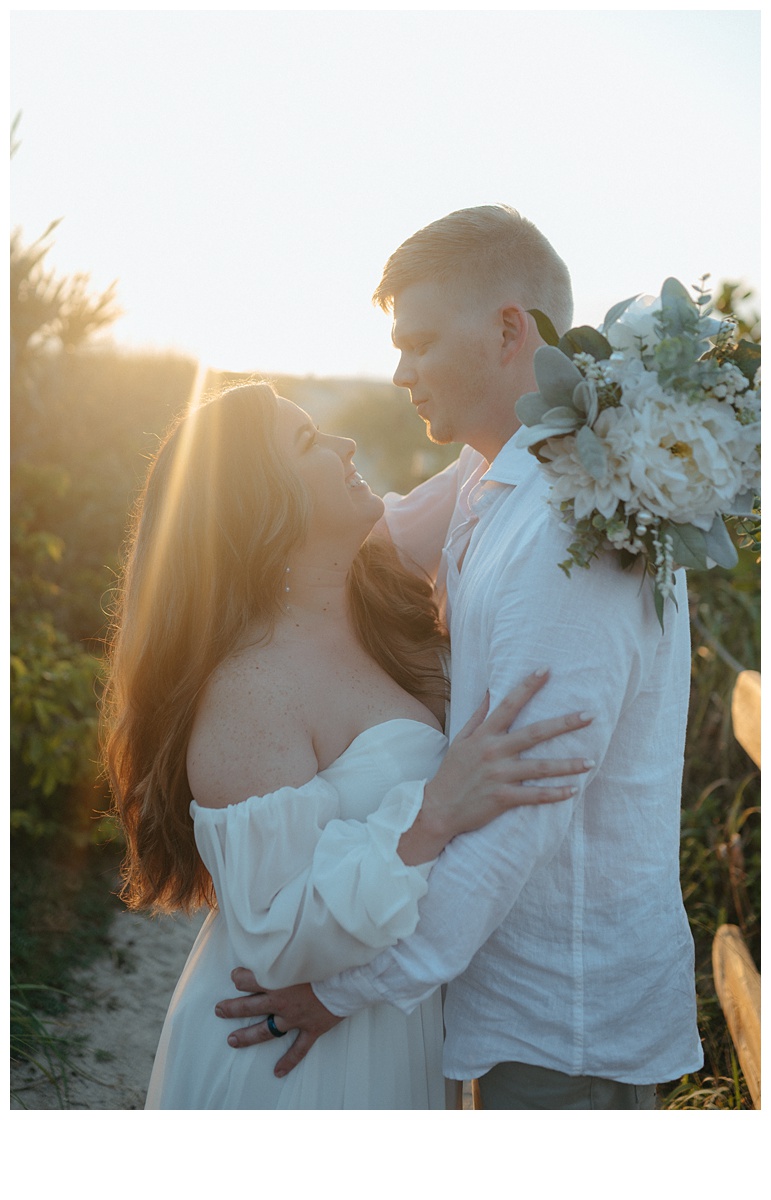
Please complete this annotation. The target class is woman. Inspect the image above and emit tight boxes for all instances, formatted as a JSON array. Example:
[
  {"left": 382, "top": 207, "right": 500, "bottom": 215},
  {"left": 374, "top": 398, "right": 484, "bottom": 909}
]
[{"left": 103, "top": 382, "right": 591, "bottom": 1109}]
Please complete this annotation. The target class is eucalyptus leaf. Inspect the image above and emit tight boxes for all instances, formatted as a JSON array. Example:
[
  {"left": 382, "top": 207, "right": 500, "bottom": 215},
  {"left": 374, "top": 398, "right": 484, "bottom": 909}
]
[
  {"left": 575, "top": 424, "right": 608, "bottom": 481},
  {"left": 703, "top": 514, "right": 739, "bottom": 569},
  {"left": 660, "top": 277, "right": 698, "bottom": 335},
  {"left": 661, "top": 277, "right": 694, "bottom": 309},
  {"left": 532, "top": 345, "right": 584, "bottom": 409},
  {"left": 601, "top": 293, "right": 640, "bottom": 334},
  {"left": 528, "top": 308, "right": 560, "bottom": 347},
  {"left": 665, "top": 522, "right": 708, "bottom": 570},
  {"left": 558, "top": 326, "right": 613, "bottom": 362}
]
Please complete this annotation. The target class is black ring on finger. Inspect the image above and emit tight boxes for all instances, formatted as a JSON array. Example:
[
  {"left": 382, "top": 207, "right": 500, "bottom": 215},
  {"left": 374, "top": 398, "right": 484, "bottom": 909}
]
[{"left": 267, "top": 1014, "right": 287, "bottom": 1038}]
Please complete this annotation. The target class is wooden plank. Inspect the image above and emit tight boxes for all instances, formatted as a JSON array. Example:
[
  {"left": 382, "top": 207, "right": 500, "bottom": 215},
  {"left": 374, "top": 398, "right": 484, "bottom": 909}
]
[
  {"left": 712, "top": 924, "right": 761, "bottom": 1108},
  {"left": 731, "top": 670, "right": 761, "bottom": 768}
]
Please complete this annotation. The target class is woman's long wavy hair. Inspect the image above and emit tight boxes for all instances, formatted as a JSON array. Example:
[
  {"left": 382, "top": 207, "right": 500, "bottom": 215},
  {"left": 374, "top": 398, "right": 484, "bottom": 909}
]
[{"left": 102, "top": 382, "right": 448, "bottom": 915}]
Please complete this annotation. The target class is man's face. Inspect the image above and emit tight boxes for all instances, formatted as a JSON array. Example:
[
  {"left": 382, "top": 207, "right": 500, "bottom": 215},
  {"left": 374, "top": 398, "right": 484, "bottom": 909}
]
[{"left": 390, "top": 280, "right": 504, "bottom": 452}]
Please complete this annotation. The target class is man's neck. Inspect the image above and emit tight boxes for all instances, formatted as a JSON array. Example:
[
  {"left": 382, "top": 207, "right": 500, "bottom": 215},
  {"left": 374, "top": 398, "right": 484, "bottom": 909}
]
[{"left": 467, "top": 416, "right": 521, "bottom": 465}]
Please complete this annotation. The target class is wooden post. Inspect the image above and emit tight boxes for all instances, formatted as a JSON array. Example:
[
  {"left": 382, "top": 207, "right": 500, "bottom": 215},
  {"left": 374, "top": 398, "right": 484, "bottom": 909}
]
[
  {"left": 731, "top": 670, "right": 761, "bottom": 768},
  {"left": 712, "top": 924, "right": 761, "bottom": 1108}
]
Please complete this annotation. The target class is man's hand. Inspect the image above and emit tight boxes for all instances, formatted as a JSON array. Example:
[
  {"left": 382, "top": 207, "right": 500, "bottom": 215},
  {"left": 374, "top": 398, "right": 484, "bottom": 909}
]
[{"left": 215, "top": 969, "right": 343, "bottom": 1078}]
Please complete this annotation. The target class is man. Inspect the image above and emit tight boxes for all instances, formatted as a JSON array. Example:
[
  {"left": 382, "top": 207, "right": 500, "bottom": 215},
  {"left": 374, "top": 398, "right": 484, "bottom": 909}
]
[{"left": 216, "top": 205, "right": 703, "bottom": 1109}]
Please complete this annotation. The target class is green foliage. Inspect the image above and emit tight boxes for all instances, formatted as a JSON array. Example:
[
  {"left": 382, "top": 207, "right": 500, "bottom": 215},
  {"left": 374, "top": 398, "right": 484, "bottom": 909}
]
[
  {"left": 656, "top": 285, "right": 761, "bottom": 1109},
  {"left": 10, "top": 616, "right": 102, "bottom": 813},
  {"left": 10, "top": 842, "right": 122, "bottom": 1107},
  {"left": 558, "top": 325, "right": 612, "bottom": 361},
  {"left": 713, "top": 280, "right": 760, "bottom": 343},
  {"left": 657, "top": 507, "right": 760, "bottom": 1110},
  {"left": 10, "top": 982, "right": 83, "bottom": 1108},
  {"left": 10, "top": 218, "right": 124, "bottom": 843}
]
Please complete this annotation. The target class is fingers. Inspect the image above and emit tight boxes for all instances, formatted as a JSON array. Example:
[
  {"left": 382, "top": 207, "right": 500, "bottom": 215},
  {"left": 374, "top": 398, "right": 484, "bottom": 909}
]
[
  {"left": 215, "top": 992, "right": 270, "bottom": 1020},
  {"left": 503, "top": 754, "right": 595, "bottom": 781},
  {"left": 225, "top": 1021, "right": 320, "bottom": 1073},
  {"left": 483, "top": 669, "right": 551, "bottom": 733},
  {"left": 500, "top": 782, "right": 581, "bottom": 807},
  {"left": 226, "top": 1018, "right": 276, "bottom": 1049},
  {"left": 508, "top": 709, "right": 594, "bottom": 751},
  {"left": 455, "top": 690, "right": 490, "bottom": 740},
  {"left": 231, "top": 967, "right": 261, "bottom": 993},
  {"left": 274, "top": 1030, "right": 320, "bottom": 1078}
]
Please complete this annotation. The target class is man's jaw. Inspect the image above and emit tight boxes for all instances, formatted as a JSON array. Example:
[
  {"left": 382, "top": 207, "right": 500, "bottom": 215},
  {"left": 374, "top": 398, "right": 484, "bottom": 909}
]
[{"left": 410, "top": 395, "right": 454, "bottom": 443}]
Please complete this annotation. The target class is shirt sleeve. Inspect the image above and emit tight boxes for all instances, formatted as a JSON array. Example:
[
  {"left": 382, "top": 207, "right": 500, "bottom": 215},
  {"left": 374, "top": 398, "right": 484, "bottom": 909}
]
[
  {"left": 192, "top": 775, "right": 433, "bottom": 990},
  {"left": 380, "top": 448, "right": 475, "bottom": 581},
  {"left": 314, "top": 535, "right": 671, "bottom": 1017}
]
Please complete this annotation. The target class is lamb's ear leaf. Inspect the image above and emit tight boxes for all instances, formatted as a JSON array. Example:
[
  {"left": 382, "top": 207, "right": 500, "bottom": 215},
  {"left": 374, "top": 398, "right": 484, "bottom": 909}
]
[
  {"left": 532, "top": 345, "right": 584, "bottom": 410},
  {"left": 575, "top": 425, "right": 608, "bottom": 482},
  {"left": 515, "top": 390, "right": 553, "bottom": 427}
]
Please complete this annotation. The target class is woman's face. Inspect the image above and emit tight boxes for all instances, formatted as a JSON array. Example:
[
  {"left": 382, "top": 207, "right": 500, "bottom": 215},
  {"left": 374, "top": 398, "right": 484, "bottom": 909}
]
[{"left": 275, "top": 397, "right": 385, "bottom": 547}]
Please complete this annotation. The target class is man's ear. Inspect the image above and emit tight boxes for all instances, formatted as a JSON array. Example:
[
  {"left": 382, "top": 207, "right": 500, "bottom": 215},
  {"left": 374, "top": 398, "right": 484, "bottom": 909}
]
[{"left": 500, "top": 304, "right": 529, "bottom": 361}]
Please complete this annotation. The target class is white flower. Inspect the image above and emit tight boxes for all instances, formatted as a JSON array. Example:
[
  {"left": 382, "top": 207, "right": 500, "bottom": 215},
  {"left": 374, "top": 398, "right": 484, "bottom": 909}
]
[
  {"left": 539, "top": 406, "right": 636, "bottom": 520},
  {"left": 735, "top": 388, "right": 761, "bottom": 426},
  {"left": 605, "top": 355, "right": 670, "bottom": 411},
  {"left": 605, "top": 295, "right": 661, "bottom": 359},
  {"left": 622, "top": 393, "right": 758, "bottom": 529}
]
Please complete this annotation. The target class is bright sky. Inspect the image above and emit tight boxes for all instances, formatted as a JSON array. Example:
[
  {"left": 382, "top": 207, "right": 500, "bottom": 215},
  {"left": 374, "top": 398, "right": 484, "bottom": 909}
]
[{"left": 10, "top": 5, "right": 761, "bottom": 380}]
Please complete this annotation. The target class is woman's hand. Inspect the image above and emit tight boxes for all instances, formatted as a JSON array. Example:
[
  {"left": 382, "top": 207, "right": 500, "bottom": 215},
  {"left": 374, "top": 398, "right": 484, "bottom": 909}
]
[{"left": 398, "top": 668, "right": 593, "bottom": 865}]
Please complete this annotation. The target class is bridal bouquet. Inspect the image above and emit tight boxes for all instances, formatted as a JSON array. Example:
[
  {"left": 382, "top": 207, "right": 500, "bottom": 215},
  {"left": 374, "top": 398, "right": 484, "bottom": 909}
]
[{"left": 514, "top": 277, "right": 761, "bottom": 627}]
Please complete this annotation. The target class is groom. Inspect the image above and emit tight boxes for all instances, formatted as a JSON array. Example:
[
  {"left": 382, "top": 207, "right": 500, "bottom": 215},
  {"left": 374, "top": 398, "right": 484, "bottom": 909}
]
[{"left": 216, "top": 205, "right": 703, "bottom": 1108}]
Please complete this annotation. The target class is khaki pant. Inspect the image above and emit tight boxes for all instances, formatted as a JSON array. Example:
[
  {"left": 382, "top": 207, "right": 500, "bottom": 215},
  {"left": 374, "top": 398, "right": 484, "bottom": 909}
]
[{"left": 477, "top": 1061, "right": 658, "bottom": 1110}]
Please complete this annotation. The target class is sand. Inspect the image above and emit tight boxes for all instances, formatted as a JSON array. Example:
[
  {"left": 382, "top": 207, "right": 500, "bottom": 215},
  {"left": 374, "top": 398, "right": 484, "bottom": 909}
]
[{"left": 10, "top": 908, "right": 205, "bottom": 1110}]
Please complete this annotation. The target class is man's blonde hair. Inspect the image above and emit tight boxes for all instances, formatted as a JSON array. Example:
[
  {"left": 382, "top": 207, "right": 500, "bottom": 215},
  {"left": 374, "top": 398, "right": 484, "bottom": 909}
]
[{"left": 373, "top": 204, "right": 574, "bottom": 336}]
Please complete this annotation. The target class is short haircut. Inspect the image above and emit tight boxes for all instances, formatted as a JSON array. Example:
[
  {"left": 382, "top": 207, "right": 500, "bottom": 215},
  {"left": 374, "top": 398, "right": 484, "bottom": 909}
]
[{"left": 373, "top": 204, "right": 574, "bottom": 336}]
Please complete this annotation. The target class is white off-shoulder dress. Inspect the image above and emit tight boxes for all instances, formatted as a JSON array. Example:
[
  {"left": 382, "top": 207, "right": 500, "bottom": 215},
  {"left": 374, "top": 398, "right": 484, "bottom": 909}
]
[{"left": 145, "top": 719, "right": 449, "bottom": 1109}]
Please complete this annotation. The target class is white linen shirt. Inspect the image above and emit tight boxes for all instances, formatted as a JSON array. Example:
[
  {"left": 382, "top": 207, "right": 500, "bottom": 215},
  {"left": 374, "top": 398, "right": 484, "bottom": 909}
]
[{"left": 315, "top": 437, "right": 703, "bottom": 1085}]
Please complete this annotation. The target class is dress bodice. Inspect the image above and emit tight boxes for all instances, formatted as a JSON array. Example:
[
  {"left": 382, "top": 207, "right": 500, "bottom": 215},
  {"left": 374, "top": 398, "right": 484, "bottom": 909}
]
[
  {"left": 315, "top": 719, "right": 447, "bottom": 821},
  {"left": 187, "top": 719, "right": 448, "bottom": 991}
]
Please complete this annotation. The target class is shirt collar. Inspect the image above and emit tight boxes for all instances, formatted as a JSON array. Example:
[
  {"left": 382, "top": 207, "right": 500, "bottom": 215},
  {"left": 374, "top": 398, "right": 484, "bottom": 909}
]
[{"left": 480, "top": 430, "right": 537, "bottom": 487}]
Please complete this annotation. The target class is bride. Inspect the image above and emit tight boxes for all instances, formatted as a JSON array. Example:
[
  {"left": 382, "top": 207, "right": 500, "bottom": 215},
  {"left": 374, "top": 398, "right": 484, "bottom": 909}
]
[{"left": 103, "top": 381, "right": 591, "bottom": 1109}]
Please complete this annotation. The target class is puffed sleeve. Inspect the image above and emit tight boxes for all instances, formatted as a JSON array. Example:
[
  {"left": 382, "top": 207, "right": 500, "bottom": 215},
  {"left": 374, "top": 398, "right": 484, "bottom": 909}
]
[{"left": 191, "top": 775, "right": 433, "bottom": 988}]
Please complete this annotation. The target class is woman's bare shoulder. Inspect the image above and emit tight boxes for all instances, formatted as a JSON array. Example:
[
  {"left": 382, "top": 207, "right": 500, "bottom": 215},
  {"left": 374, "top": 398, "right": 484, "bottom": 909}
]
[{"left": 187, "top": 642, "right": 317, "bottom": 808}]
